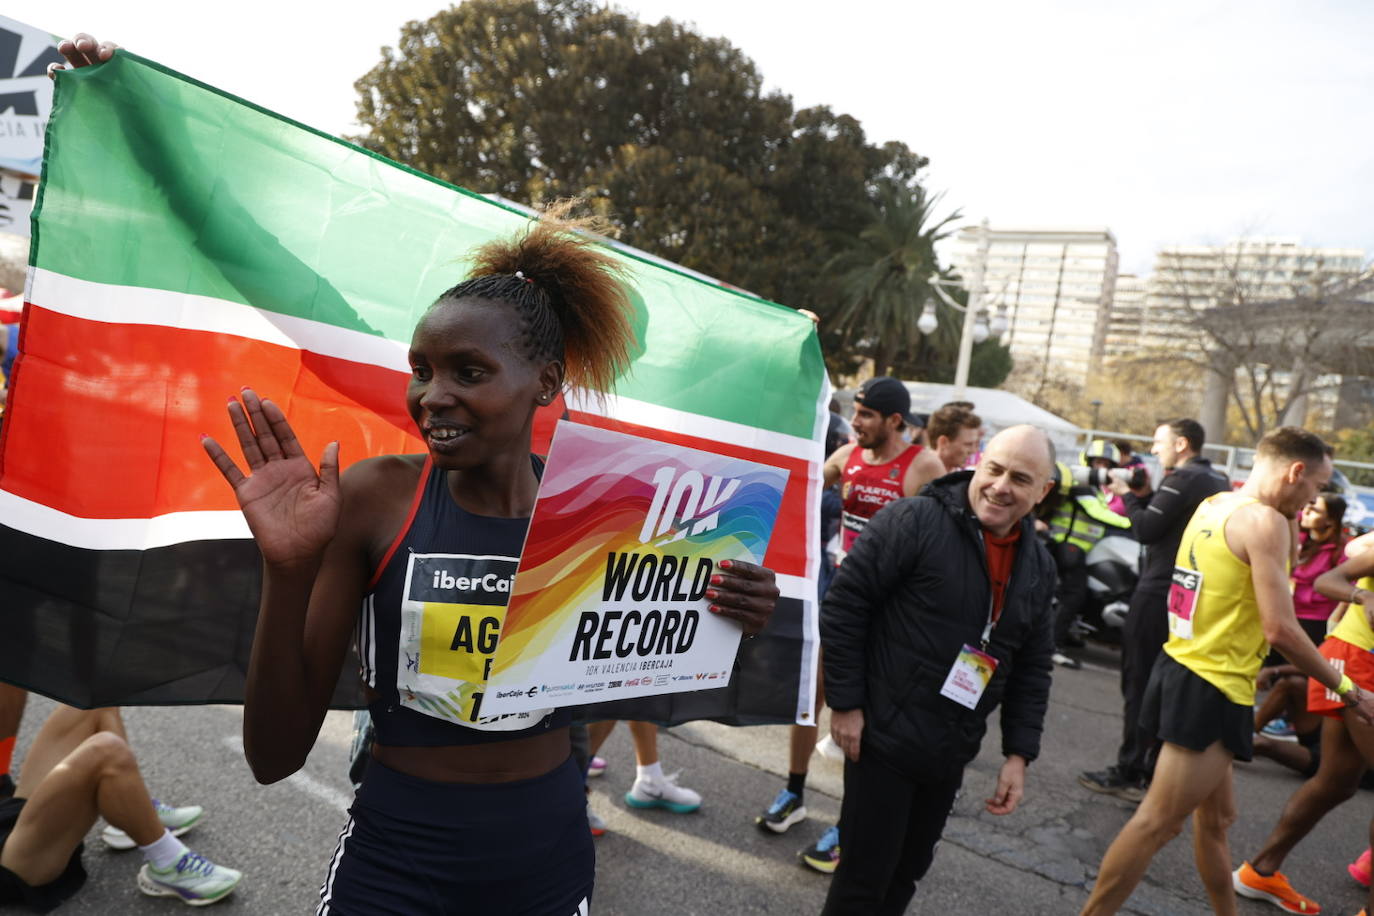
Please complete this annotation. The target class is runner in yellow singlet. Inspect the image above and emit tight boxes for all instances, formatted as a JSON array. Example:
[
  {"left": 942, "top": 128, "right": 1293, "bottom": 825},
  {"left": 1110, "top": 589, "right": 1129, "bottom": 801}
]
[{"left": 1081, "top": 428, "right": 1374, "bottom": 916}]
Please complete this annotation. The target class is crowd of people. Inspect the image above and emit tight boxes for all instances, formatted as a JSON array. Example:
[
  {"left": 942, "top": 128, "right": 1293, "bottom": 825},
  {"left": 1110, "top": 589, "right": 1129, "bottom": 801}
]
[{"left": 2, "top": 29, "right": 1372, "bottom": 916}]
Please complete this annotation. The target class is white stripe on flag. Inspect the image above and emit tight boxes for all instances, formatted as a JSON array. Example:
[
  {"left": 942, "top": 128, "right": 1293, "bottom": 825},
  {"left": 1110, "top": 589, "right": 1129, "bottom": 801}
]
[
  {"left": 27, "top": 267, "right": 411, "bottom": 372},
  {"left": 28, "top": 268, "right": 825, "bottom": 463},
  {"left": 0, "top": 489, "right": 249, "bottom": 549}
]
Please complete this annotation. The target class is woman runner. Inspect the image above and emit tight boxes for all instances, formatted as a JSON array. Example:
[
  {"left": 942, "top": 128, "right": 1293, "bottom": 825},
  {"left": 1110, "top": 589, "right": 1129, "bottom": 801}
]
[
  {"left": 55, "top": 35, "right": 778, "bottom": 913},
  {"left": 201, "top": 208, "right": 779, "bottom": 913}
]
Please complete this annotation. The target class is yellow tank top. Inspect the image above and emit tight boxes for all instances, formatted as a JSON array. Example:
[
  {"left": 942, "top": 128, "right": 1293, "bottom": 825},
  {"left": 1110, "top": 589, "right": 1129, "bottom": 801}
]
[
  {"left": 1330, "top": 575, "right": 1374, "bottom": 651},
  {"left": 1163, "top": 493, "right": 1266, "bottom": 705}
]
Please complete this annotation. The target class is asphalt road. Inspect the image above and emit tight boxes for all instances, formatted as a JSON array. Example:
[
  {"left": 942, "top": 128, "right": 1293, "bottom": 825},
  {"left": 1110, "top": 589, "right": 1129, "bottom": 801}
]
[{"left": 4, "top": 641, "right": 1371, "bottom": 914}]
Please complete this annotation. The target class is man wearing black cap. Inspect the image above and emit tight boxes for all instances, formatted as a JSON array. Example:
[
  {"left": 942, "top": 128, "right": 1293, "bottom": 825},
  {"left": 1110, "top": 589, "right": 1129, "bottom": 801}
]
[
  {"left": 760, "top": 377, "right": 944, "bottom": 875},
  {"left": 827, "top": 377, "right": 945, "bottom": 561}
]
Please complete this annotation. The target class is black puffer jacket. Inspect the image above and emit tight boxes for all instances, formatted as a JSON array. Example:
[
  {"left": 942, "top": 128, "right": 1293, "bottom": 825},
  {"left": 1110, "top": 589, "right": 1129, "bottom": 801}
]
[{"left": 821, "top": 471, "right": 1056, "bottom": 781}]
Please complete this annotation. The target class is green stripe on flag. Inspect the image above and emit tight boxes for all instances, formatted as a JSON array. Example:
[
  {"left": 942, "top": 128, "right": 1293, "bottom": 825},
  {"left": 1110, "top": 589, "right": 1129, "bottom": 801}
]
[{"left": 36, "top": 52, "right": 825, "bottom": 440}]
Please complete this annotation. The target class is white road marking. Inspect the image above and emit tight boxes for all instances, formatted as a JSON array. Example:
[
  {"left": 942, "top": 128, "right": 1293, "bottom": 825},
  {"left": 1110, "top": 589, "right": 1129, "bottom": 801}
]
[{"left": 221, "top": 736, "right": 353, "bottom": 813}]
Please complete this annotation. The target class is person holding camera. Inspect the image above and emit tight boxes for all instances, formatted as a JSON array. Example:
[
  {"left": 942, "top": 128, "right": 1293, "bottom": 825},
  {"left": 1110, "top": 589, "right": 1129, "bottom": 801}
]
[{"left": 1079, "top": 419, "right": 1229, "bottom": 801}]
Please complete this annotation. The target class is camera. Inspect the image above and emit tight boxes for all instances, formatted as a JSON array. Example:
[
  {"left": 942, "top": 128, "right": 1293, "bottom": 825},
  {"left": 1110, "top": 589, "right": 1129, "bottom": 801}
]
[{"left": 1070, "top": 465, "right": 1147, "bottom": 490}]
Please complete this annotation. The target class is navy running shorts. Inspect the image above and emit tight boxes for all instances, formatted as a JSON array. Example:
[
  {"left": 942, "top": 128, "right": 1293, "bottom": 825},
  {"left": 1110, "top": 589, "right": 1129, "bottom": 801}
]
[{"left": 317, "top": 755, "right": 593, "bottom": 915}]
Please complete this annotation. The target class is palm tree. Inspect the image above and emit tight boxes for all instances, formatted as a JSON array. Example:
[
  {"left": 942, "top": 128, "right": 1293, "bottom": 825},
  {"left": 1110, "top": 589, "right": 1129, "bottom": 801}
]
[{"left": 825, "top": 180, "right": 961, "bottom": 377}]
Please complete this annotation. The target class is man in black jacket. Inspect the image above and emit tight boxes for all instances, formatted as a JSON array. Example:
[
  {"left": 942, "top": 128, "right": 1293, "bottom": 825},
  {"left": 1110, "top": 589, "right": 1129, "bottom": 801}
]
[
  {"left": 819, "top": 425, "right": 1057, "bottom": 915},
  {"left": 1079, "top": 418, "right": 1229, "bottom": 800}
]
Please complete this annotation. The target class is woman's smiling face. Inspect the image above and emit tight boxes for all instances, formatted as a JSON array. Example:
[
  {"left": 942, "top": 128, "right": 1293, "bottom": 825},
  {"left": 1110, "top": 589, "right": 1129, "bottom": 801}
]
[{"left": 406, "top": 298, "right": 560, "bottom": 470}]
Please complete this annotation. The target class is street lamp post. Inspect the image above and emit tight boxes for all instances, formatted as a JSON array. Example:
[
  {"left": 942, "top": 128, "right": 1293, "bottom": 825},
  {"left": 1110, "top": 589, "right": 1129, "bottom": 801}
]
[{"left": 925, "top": 219, "right": 1004, "bottom": 399}]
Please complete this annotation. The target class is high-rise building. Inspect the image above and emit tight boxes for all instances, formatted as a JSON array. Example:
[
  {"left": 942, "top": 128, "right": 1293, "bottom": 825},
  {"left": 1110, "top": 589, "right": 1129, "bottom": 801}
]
[{"left": 948, "top": 226, "right": 1118, "bottom": 388}]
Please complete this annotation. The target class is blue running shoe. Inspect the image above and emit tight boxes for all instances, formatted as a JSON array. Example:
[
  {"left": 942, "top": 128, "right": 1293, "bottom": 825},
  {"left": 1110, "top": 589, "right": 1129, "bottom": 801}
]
[
  {"left": 756, "top": 788, "right": 807, "bottom": 834},
  {"left": 1261, "top": 718, "right": 1298, "bottom": 741},
  {"left": 799, "top": 825, "right": 841, "bottom": 874}
]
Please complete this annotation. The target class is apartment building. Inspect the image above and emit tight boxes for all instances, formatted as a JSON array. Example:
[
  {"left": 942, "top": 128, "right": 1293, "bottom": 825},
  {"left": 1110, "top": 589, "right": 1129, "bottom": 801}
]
[{"left": 948, "top": 226, "right": 1117, "bottom": 388}]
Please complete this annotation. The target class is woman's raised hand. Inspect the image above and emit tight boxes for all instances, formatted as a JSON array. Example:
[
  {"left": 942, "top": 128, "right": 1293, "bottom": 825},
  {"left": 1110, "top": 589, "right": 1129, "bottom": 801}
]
[{"left": 202, "top": 390, "right": 341, "bottom": 568}]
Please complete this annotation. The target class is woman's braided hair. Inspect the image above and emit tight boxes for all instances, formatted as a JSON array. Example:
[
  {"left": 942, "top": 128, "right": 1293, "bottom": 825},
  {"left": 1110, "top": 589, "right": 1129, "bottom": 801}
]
[{"left": 435, "top": 200, "right": 634, "bottom": 394}]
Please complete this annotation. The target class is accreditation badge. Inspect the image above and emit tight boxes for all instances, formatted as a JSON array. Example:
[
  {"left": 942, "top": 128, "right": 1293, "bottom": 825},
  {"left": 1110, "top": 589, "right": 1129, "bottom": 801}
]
[
  {"left": 939, "top": 644, "right": 999, "bottom": 710},
  {"left": 1167, "top": 566, "right": 1203, "bottom": 640}
]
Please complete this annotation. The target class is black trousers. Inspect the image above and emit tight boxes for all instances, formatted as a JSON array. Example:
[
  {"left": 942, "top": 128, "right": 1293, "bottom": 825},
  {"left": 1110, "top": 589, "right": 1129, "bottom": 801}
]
[
  {"left": 1117, "top": 584, "right": 1168, "bottom": 778},
  {"left": 1051, "top": 542, "right": 1088, "bottom": 648},
  {"left": 820, "top": 751, "right": 962, "bottom": 916}
]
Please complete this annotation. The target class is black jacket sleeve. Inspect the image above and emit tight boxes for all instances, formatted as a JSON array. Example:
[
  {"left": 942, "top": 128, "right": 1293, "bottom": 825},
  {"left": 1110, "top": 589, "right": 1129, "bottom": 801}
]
[
  {"left": 997, "top": 547, "right": 1056, "bottom": 763},
  {"left": 820, "top": 498, "right": 922, "bottom": 713},
  {"left": 1126, "top": 469, "right": 1207, "bottom": 544}
]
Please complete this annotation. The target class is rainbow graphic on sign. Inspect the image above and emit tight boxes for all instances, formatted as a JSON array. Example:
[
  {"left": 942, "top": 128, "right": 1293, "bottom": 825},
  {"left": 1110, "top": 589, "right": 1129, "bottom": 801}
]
[{"left": 482, "top": 421, "right": 788, "bottom": 715}]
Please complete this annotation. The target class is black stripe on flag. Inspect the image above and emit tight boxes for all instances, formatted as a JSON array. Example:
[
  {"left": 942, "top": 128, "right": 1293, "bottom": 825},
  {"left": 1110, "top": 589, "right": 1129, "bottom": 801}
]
[
  {"left": 0, "top": 525, "right": 806, "bottom": 724},
  {"left": 0, "top": 526, "right": 364, "bottom": 709}
]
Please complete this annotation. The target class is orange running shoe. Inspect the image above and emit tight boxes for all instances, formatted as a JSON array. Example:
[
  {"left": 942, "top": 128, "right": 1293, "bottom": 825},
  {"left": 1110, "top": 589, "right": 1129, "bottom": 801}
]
[{"left": 1233, "top": 862, "right": 1321, "bottom": 913}]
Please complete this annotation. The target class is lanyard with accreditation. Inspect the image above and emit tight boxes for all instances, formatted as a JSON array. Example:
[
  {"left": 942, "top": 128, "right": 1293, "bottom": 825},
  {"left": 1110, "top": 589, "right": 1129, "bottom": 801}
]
[{"left": 939, "top": 531, "right": 1006, "bottom": 710}]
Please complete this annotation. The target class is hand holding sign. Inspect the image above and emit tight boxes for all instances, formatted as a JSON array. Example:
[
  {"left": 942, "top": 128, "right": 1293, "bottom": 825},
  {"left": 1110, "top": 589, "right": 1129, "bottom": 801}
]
[{"left": 705, "top": 559, "right": 778, "bottom": 637}]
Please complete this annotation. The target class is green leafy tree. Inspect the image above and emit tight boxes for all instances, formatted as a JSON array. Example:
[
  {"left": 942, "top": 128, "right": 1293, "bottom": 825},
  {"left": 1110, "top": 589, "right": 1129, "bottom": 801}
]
[{"left": 352, "top": 0, "right": 928, "bottom": 318}]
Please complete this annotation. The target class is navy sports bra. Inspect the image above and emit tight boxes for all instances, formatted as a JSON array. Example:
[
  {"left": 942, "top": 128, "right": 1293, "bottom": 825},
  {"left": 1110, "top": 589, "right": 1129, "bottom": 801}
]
[{"left": 358, "top": 456, "right": 570, "bottom": 747}]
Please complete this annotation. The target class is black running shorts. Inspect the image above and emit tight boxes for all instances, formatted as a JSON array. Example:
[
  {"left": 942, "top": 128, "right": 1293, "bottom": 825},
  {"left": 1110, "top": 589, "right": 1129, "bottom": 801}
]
[{"left": 1140, "top": 652, "right": 1254, "bottom": 762}]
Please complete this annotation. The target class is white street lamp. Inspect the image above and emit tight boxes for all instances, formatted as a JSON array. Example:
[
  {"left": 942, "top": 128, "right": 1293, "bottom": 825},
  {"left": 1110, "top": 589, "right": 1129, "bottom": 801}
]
[
  {"left": 926, "top": 218, "right": 993, "bottom": 397},
  {"left": 916, "top": 302, "right": 938, "bottom": 336}
]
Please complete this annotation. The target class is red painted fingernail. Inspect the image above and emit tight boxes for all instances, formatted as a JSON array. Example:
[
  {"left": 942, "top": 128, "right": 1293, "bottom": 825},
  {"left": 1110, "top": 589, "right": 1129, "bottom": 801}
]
[
  {"left": 199, "top": 433, "right": 208, "bottom": 440},
  {"left": 710, "top": 574, "right": 723, "bottom": 585},
  {"left": 720, "top": 559, "right": 734, "bottom": 569},
  {"left": 709, "top": 605, "right": 721, "bottom": 613},
  {"left": 704, "top": 588, "right": 718, "bottom": 600}
]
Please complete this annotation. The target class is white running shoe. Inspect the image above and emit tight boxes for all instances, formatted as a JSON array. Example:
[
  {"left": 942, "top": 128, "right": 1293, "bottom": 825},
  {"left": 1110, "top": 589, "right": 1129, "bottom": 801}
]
[
  {"left": 103, "top": 799, "right": 204, "bottom": 850},
  {"left": 625, "top": 771, "right": 702, "bottom": 813},
  {"left": 137, "top": 851, "right": 242, "bottom": 906}
]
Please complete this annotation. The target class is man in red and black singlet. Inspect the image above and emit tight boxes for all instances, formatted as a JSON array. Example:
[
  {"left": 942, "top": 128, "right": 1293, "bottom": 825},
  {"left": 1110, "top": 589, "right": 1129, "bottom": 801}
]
[{"left": 825, "top": 377, "right": 945, "bottom": 558}]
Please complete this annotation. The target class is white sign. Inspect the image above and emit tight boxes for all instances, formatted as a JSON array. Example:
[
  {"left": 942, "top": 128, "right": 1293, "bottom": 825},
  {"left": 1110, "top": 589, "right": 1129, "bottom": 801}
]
[{"left": 0, "top": 15, "right": 62, "bottom": 177}]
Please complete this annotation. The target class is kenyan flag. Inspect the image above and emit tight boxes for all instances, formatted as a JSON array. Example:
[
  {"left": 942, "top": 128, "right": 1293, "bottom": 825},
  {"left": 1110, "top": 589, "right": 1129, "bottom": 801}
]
[{"left": 1, "top": 51, "right": 826, "bottom": 724}]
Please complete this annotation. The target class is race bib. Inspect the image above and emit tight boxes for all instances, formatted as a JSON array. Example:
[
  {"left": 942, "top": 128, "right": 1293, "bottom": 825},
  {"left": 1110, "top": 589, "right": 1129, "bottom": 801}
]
[
  {"left": 939, "top": 644, "right": 999, "bottom": 710},
  {"left": 1168, "top": 566, "right": 1203, "bottom": 640},
  {"left": 397, "top": 553, "right": 552, "bottom": 729}
]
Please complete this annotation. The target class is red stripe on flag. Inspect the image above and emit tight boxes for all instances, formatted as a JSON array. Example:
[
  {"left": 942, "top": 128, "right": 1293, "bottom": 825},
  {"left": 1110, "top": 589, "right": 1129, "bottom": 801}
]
[
  {"left": 0, "top": 306, "right": 420, "bottom": 518},
  {"left": 2, "top": 309, "right": 813, "bottom": 578}
]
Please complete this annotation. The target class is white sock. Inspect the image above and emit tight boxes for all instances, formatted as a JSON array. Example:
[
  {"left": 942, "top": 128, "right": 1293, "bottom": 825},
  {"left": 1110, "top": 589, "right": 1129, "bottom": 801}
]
[
  {"left": 138, "top": 829, "right": 188, "bottom": 870},
  {"left": 636, "top": 761, "right": 664, "bottom": 783}
]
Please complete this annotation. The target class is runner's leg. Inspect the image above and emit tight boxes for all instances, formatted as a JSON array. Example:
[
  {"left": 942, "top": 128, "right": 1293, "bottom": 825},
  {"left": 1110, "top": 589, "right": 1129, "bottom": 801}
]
[
  {"left": 1, "top": 726, "right": 162, "bottom": 885},
  {"left": 1080, "top": 740, "right": 1234, "bottom": 915},
  {"left": 1191, "top": 758, "right": 1238, "bottom": 915},
  {"left": 1248, "top": 716, "right": 1365, "bottom": 873}
]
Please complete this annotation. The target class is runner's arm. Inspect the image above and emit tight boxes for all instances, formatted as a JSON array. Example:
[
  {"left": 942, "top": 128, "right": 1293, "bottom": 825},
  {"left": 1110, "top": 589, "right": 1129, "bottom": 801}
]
[
  {"left": 1314, "top": 551, "right": 1374, "bottom": 622},
  {"left": 242, "top": 466, "right": 376, "bottom": 784},
  {"left": 1244, "top": 506, "right": 1353, "bottom": 698},
  {"left": 903, "top": 447, "right": 946, "bottom": 497},
  {"left": 823, "top": 442, "right": 854, "bottom": 489}
]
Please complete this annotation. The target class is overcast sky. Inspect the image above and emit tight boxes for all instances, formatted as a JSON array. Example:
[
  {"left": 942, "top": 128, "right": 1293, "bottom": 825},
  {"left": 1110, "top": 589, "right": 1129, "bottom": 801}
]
[{"left": 21, "top": 0, "right": 1374, "bottom": 274}]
